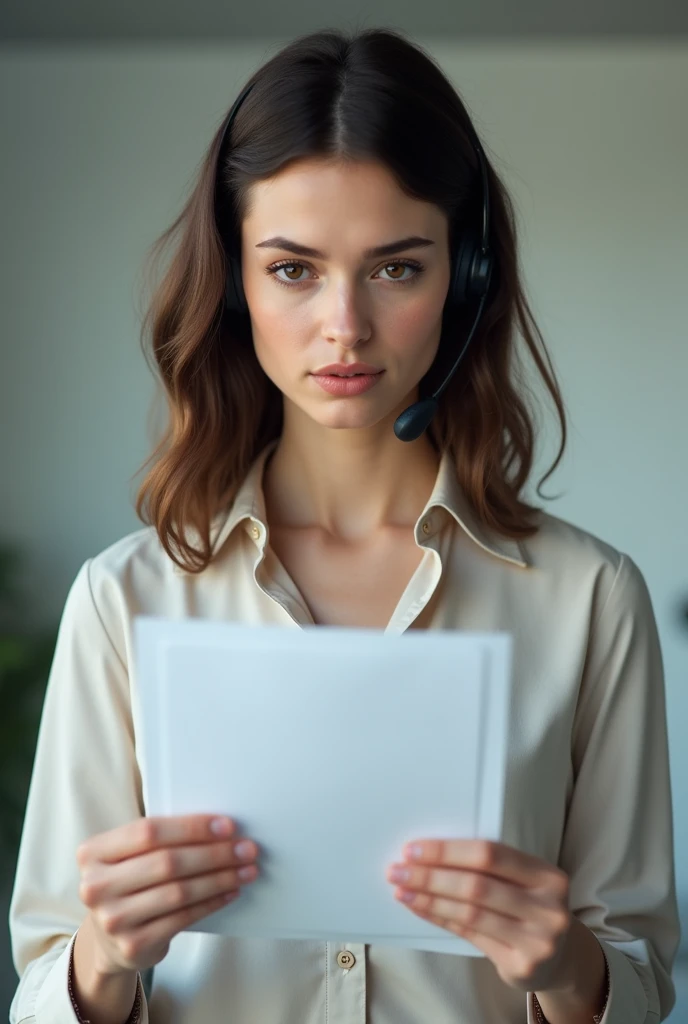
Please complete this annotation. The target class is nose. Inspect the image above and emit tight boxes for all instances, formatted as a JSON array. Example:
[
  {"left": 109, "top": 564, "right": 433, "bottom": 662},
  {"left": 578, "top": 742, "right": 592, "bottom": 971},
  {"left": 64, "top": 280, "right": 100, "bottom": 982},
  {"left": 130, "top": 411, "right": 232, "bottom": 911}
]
[{"left": 320, "top": 280, "right": 372, "bottom": 350}]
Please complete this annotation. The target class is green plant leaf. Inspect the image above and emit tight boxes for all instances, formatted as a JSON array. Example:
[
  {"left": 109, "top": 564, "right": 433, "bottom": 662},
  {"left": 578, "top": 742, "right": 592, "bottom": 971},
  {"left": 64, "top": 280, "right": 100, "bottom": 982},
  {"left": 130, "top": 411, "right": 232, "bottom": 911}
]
[{"left": 0, "top": 543, "right": 57, "bottom": 871}]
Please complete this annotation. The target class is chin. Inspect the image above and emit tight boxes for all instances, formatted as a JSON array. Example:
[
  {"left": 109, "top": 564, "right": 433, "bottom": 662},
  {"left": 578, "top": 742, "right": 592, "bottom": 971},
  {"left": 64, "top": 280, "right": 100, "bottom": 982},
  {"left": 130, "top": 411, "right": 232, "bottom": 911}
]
[
  {"left": 283, "top": 394, "right": 381, "bottom": 430},
  {"left": 313, "top": 411, "right": 383, "bottom": 431}
]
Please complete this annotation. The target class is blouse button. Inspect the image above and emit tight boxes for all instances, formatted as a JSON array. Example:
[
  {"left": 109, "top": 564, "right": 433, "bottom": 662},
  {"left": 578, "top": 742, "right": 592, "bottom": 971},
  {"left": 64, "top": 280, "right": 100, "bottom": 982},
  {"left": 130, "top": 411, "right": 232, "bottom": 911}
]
[
  {"left": 250, "top": 524, "right": 261, "bottom": 540},
  {"left": 337, "top": 950, "right": 356, "bottom": 969},
  {"left": 421, "top": 519, "right": 431, "bottom": 535}
]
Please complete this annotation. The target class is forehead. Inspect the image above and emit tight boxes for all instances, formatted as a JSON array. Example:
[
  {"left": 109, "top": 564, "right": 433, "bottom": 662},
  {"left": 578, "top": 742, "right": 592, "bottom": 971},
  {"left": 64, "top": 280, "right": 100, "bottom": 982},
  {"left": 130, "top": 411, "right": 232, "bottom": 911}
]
[{"left": 242, "top": 156, "right": 445, "bottom": 237}]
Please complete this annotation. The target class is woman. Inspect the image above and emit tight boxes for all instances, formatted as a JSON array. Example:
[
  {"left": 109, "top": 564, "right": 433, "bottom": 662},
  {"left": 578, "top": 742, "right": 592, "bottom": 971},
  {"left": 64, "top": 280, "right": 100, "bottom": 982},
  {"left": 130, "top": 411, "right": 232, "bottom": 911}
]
[{"left": 8, "top": 25, "right": 680, "bottom": 1024}]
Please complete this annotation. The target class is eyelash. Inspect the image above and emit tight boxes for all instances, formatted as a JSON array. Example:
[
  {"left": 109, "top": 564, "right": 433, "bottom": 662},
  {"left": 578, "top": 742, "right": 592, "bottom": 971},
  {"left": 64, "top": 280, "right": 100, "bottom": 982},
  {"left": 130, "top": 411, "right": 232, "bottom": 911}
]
[{"left": 264, "top": 258, "right": 425, "bottom": 289}]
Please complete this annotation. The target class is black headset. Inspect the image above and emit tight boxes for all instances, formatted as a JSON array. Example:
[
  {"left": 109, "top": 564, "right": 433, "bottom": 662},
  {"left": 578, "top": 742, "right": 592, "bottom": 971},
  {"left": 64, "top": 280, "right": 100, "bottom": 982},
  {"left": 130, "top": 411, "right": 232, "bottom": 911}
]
[{"left": 215, "top": 82, "right": 494, "bottom": 443}]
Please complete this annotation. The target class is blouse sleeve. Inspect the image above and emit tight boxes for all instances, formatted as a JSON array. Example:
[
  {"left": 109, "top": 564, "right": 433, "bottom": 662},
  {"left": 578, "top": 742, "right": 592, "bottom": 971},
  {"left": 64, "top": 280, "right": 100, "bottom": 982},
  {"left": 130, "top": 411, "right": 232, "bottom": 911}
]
[
  {"left": 526, "top": 553, "right": 681, "bottom": 1023},
  {"left": 8, "top": 558, "right": 150, "bottom": 1023}
]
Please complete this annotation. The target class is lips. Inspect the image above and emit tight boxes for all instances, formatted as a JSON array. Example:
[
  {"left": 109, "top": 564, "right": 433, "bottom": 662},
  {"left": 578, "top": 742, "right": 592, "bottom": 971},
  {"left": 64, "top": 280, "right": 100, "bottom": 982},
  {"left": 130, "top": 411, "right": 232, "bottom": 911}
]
[
  {"left": 326, "top": 371, "right": 373, "bottom": 378},
  {"left": 311, "top": 371, "right": 385, "bottom": 396},
  {"left": 312, "top": 362, "right": 383, "bottom": 376}
]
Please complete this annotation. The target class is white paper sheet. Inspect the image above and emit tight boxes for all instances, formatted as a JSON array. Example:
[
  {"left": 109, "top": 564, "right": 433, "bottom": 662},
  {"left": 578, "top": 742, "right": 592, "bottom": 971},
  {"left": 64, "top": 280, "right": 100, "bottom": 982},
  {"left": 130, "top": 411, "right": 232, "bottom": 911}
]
[{"left": 133, "top": 619, "right": 512, "bottom": 957}]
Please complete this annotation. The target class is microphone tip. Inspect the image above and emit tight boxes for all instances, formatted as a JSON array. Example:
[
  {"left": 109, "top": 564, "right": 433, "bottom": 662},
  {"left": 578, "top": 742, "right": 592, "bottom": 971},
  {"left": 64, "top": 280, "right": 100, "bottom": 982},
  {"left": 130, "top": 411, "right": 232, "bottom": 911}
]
[{"left": 393, "top": 398, "right": 438, "bottom": 442}]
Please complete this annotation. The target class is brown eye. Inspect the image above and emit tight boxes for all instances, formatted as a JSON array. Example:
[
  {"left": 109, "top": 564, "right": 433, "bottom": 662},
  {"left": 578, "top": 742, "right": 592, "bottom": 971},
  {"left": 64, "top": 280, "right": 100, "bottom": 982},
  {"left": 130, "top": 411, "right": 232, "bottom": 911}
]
[
  {"left": 378, "top": 261, "right": 423, "bottom": 283},
  {"left": 267, "top": 262, "right": 311, "bottom": 287}
]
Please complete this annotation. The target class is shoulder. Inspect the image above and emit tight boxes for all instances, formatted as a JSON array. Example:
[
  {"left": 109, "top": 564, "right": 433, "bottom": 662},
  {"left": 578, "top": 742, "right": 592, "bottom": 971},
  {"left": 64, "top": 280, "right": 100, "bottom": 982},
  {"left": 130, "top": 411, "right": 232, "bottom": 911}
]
[
  {"left": 64, "top": 524, "right": 179, "bottom": 659},
  {"left": 523, "top": 507, "right": 623, "bottom": 571},
  {"left": 520, "top": 507, "right": 652, "bottom": 623},
  {"left": 87, "top": 523, "right": 174, "bottom": 595}
]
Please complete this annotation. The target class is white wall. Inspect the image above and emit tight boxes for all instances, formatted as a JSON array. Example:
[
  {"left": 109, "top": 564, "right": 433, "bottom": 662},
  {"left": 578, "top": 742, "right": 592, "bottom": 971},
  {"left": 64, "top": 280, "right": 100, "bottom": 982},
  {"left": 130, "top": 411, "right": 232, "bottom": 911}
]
[{"left": 1, "top": 35, "right": 686, "bottom": 967}]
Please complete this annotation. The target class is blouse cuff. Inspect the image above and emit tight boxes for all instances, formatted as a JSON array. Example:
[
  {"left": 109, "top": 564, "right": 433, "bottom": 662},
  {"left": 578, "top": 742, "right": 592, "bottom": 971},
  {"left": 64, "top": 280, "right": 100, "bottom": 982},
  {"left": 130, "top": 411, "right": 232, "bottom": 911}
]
[
  {"left": 526, "top": 936, "right": 650, "bottom": 1024},
  {"left": 30, "top": 931, "right": 147, "bottom": 1024}
]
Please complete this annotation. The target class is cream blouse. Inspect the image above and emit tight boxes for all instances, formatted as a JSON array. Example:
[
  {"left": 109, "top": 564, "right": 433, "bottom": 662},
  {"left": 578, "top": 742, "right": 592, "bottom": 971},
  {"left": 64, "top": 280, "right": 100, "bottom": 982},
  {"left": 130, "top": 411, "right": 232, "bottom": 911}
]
[{"left": 9, "top": 439, "right": 681, "bottom": 1023}]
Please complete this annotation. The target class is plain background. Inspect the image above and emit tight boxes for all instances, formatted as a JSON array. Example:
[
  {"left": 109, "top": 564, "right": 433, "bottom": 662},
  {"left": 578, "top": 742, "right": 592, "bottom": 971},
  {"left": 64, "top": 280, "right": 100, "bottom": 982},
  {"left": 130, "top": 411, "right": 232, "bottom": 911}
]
[{"left": 1, "top": 33, "right": 687, "bottom": 1017}]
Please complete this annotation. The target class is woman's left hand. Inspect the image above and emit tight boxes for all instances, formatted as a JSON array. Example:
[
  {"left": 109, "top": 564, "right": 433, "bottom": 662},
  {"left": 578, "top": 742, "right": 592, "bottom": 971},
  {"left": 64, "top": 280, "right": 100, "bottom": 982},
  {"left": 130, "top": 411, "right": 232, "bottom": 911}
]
[{"left": 386, "top": 838, "right": 576, "bottom": 994}]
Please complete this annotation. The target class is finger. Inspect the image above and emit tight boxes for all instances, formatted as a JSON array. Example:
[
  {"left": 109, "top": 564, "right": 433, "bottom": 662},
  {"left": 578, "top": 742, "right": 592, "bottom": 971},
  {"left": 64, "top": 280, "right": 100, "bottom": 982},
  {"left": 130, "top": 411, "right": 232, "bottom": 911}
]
[
  {"left": 96, "top": 863, "right": 253, "bottom": 933},
  {"left": 82, "top": 838, "right": 259, "bottom": 902},
  {"left": 387, "top": 864, "right": 563, "bottom": 930},
  {"left": 403, "top": 840, "right": 567, "bottom": 891},
  {"left": 120, "top": 889, "right": 241, "bottom": 960},
  {"left": 77, "top": 816, "right": 237, "bottom": 866},
  {"left": 394, "top": 886, "right": 522, "bottom": 945},
  {"left": 417, "top": 906, "right": 513, "bottom": 962}
]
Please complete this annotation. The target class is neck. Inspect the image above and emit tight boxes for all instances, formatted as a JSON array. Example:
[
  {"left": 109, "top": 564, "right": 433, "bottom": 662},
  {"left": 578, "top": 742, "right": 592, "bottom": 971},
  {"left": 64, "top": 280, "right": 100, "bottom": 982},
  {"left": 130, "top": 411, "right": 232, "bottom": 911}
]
[{"left": 262, "top": 405, "right": 440, "bottom": 543}]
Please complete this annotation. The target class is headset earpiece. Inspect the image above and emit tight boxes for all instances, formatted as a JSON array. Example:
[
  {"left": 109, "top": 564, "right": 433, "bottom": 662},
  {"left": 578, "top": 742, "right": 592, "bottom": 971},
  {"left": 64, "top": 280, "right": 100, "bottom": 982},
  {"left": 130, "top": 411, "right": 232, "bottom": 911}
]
[{"left": 451, "top": 225, "right": 492, "bottom": 307}]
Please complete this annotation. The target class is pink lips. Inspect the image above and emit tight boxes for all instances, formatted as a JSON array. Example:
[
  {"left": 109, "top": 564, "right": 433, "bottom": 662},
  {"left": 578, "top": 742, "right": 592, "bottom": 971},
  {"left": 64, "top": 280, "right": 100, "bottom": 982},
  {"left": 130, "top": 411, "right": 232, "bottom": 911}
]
[
  {"left": 313, "top": 361, "right": 383, "bottom": 375},
  {"left": 311, "top": 371, "right": 384, "bottom": 396}
]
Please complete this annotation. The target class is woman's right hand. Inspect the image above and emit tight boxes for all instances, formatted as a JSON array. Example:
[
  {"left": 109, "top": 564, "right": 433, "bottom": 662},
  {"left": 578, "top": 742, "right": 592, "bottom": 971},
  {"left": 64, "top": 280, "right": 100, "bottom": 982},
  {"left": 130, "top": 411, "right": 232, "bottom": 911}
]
[{"left": 76, "top": 814, "right": 259, "bottom": 975}]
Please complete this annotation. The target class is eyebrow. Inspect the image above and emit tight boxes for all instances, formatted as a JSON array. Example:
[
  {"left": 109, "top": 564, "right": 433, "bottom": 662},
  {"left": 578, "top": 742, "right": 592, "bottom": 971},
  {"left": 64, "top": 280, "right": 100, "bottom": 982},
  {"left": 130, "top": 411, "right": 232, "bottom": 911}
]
[{"left": 254, "top": 235, "right": 436, "bottom": 260}]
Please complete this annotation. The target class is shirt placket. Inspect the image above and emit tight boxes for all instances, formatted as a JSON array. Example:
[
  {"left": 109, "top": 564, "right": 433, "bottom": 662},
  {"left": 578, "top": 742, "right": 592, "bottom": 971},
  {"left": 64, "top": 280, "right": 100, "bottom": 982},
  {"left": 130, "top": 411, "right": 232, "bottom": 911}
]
[
  {"left": 248, "top": 518, "right": 314, "bottom": 628},
  {"left": 385, "top": 513, "right": 446, "bottom": 635},
  {"left": 326, "top": 941, "right": 367, "bottom": 1024}
]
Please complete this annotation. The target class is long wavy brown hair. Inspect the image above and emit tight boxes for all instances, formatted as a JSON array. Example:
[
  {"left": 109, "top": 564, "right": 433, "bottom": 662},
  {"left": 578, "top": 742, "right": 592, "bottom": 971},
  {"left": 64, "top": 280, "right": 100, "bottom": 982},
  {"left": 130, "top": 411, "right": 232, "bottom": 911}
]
[{"left": 134, "top": 26, "right": 567, "bottom": 574}]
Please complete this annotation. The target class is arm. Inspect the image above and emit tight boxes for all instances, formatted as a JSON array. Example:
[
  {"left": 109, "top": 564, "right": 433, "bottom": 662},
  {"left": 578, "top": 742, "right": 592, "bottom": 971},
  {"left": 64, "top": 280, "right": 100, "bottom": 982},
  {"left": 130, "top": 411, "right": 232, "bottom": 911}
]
[
  {"left": 69, "top": 914, "right": 142, "bottom": 1024},
  {"left": 8, "top": 558, "right": 150, "bottom": 1024},
  {"left": 528, "top": 553, "right": 681, "bottom": 1023}
]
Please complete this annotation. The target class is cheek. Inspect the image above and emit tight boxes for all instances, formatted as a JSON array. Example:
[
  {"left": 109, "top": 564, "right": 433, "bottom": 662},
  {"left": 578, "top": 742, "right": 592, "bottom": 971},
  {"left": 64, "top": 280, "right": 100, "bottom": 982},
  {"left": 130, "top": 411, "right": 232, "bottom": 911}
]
[
  {"left": 387, "top": 296, "right": 444, "bottom": 365},
  {"left": 246, "top": 272, "right": 305, "bottom": 352},
  {"left": 250, "top": 306, "right": 310, "bottom": 380},
  {"left": 395, "top": 301, "right": 435, "bottom": 340}
]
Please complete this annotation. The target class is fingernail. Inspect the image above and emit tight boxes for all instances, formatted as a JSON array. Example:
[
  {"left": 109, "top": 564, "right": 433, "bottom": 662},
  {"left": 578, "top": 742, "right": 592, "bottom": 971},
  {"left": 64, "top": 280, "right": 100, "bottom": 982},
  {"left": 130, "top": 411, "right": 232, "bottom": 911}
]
[
  {"left": 223, "top": 891, "right": 240, "bottom": 903},
  {"left": 210, "top": 817, "right": 232, "bottom": 836},
  {"left": 235, "top": 840, "right": 255, "bottom": 860},
  {"left": 238, "top": 865, "right": 256, "bottom": 881},
  {"left": 407, "top": 844, "right": 424, "bottom": 860},
  {"left": 389, "top": 866, "right": 410, "bottom": 882}
]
